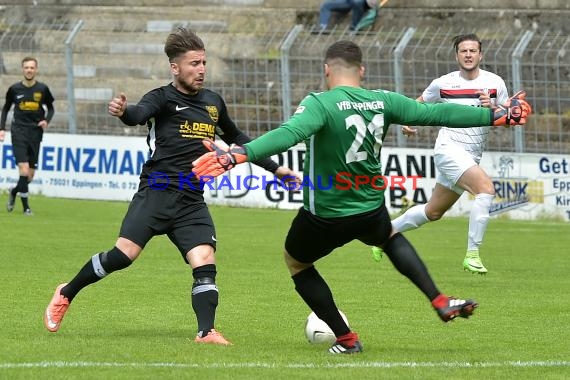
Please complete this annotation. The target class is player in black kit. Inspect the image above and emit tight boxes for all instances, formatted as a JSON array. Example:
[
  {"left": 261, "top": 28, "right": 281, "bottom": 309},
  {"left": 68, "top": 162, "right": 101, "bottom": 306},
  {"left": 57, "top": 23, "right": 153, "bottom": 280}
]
[
  {"left": 44, "top": 27, "right": 298, "bottom": 344},
  {"left": 0, "top": 56, "right": 54, "bottom": 215}
]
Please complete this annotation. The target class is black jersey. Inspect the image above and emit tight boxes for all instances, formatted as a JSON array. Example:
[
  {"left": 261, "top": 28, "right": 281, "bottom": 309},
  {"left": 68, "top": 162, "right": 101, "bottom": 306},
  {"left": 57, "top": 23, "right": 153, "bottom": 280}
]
[
  {"left": 0, "top": 81, "right": 55, "bottom": 136},
  {"left": 120, "top": 83, "right": 279, "bottom": 194}
]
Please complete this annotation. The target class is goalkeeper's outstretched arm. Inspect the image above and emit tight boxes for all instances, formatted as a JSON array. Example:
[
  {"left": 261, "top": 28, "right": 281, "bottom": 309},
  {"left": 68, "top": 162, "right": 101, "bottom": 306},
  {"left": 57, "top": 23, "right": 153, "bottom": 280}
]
[{"left": 192, "top": 91, "right": 532, "bottom": 181}]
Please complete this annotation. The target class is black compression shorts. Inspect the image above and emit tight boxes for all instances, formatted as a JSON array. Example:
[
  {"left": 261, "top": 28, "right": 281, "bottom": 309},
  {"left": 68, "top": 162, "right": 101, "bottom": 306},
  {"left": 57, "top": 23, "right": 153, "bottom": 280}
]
[
  {"left": 285, "top": 204, "right": 392, "bottom": 263},
  {"left": 119, "top": 187, "right": 216, "bottom": 263}
]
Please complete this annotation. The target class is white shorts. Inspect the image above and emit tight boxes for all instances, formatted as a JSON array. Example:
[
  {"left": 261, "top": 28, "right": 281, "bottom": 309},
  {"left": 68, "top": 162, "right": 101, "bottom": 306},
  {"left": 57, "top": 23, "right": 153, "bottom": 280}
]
[{"left": 434, "top": 139, "right": 478, "bottom": 195}]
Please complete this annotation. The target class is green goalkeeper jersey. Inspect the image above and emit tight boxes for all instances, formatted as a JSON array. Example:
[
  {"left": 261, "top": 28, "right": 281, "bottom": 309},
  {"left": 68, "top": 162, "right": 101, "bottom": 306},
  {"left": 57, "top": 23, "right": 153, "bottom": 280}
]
[{"left": 245, "top": 86, "right": 492, "bottom": 218}]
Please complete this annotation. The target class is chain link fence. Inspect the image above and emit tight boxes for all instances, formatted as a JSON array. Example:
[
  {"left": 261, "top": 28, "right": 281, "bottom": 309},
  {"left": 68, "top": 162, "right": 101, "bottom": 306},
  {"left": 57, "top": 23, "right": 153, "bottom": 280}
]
[{"left": 1, "top": 14, "right": 569, "bottom": 153}]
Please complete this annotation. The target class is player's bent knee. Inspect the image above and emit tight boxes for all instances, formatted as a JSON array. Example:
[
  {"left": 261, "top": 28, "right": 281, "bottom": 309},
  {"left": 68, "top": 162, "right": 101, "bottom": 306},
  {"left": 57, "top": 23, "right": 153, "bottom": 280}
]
[
  {"left": 186, "top": 244, "right": 216, "bottom": 266},
  {"left": 115, "top": 237, "right": 143, "bottom": 260},
  {"left": 477, "top": 184, "right": 495, "bottom": 195},
  {"left": 284, "top": 250, "right": 311, "bottom": 275},
  {"left": 425, "top": 210, "right": 445, "bottom": 221}
]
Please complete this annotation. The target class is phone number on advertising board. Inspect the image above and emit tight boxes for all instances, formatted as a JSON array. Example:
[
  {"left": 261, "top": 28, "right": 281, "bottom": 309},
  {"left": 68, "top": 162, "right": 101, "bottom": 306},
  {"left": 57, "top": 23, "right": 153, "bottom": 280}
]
[{"left": 48, "top": 178, "right": 138, "bottom": 190}]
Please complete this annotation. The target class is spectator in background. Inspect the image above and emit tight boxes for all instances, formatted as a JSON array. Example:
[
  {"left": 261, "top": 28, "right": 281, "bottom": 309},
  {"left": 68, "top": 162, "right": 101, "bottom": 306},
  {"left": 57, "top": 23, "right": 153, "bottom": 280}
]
[
  {"left": 313, "top": 0, "right": 379, "bottom": 34},
  {"left": 0, "top": 56, "right": 54, "bottom": 216}
]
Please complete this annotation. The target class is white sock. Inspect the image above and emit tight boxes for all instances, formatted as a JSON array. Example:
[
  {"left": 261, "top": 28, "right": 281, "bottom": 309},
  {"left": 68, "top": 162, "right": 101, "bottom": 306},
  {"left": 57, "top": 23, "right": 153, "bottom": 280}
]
[
  {"left": 467, "top": 193, "right": 495, "bottom": 251},
  {"left": 392, "top": 204, "right": 429, "bottom": 232}
]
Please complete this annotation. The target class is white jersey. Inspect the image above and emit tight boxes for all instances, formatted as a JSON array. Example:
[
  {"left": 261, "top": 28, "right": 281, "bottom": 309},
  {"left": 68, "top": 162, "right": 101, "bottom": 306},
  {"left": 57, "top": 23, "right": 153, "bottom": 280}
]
[{"left": 422, "top": 69, "right": 508, "bottom": 161}]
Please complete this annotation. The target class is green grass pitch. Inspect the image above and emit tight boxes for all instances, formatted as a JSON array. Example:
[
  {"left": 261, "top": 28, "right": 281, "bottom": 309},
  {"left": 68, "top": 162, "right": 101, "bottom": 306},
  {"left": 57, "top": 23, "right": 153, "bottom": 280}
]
[{"left": 0, "top": 196, "right": 569, "bottom": 379}]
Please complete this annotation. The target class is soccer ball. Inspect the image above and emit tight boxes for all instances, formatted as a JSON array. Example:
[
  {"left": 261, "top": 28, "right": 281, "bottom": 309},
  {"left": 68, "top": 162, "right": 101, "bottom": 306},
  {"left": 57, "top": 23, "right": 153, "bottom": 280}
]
[{"left": 304, "top": 310, "right": 349, "bottom": 344}]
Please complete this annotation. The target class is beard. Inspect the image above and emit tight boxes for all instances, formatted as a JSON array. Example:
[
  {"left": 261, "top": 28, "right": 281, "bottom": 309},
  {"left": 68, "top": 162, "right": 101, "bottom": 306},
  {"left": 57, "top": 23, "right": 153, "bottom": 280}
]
[{"left": 178, "top": 78, "right": 203, "bottom": 95}]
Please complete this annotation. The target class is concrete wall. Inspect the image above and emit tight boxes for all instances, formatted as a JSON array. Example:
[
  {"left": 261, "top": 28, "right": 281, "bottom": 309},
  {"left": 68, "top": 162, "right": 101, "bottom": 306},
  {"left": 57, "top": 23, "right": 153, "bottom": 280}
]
[
  {"left": 2, "top": 0, "right": 569, "bottom": 141},
  {"left": 2, "top": 0, "right": 569, "bottom": 9}
]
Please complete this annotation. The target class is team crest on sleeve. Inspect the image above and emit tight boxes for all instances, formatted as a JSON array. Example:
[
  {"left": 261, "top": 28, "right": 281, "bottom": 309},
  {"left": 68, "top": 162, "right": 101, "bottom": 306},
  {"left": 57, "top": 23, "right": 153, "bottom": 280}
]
[{"left": 205, "top": 105, "right": 219, "bottom": 122}]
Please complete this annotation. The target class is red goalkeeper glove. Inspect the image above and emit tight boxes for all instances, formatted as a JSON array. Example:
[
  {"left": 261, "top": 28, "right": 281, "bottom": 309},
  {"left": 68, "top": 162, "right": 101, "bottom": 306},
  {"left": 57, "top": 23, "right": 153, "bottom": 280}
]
[
  {"left": 192, "top": 139, "right": 248, "bottom": 181},
  {"left": 492, "top": 90, "right": 532, "bottom": 127}
]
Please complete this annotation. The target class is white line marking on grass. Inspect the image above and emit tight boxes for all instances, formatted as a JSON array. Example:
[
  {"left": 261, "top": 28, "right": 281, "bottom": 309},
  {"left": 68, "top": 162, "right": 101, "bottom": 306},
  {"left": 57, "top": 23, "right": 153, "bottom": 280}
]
[{"left": 1, "top": 361, "right": 569, "bottom": 370}]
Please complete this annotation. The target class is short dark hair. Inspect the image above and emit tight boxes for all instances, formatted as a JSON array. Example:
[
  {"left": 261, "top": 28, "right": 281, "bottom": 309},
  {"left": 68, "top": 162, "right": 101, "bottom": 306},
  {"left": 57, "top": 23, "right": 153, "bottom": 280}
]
[
  {"left": 452, "top": 33, "right": 482, "bottom": 52},
  {"left": 21, "top": 56, "right": 38, "bottom": 66},
  {"left": 324, "top": 40, "right": 363, "bottom": 68},
  {"left": 164, "top": 27, "right": 205, "bottom": 62}
]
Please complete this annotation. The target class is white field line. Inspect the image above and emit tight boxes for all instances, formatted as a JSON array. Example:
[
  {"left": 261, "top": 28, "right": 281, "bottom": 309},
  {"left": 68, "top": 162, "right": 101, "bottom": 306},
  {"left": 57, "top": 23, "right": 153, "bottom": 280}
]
[{"left": 0, "top": 361, "right": 569, "bottom": 369}]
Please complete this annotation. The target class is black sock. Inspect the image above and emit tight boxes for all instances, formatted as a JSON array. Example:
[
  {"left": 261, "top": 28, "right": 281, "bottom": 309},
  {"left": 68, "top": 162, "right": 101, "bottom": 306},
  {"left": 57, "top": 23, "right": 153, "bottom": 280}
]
[
  {"left": 14, "top": 176, "right": 29, "bottom": 209},
  {"left": 61, "top": 247, "right": 132, "bottom": 301},
  {"left": 383, "top": 233, "right": 440, "bottom": 301},
  {"left": 14, "top": 176, "right": 27, "bottom": 193},
  {"left": 292, "top": 266, "right": 349, "bottom": 337},
  {"left": 20, "top": 193, "right": 30, "bottom": 211},
  {"left": 192, "top": 264, "right": 218, "bottom": 337}
]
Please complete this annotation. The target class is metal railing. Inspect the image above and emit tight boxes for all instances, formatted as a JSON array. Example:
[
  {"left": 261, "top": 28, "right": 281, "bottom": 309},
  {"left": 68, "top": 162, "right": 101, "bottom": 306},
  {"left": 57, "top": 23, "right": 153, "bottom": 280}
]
[{"left": 1, "top": 15, "right": 569, "bottom": 154}]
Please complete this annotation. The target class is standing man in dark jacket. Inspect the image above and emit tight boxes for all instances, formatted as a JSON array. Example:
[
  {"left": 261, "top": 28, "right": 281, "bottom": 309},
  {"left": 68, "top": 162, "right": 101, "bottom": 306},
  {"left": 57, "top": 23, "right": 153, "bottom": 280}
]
[{"left": 1, "top": 56, "right": 54, "bottom": 215}]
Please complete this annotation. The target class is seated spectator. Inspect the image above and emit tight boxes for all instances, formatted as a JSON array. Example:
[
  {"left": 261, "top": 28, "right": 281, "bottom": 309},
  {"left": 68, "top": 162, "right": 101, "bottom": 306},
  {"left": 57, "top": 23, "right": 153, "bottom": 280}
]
[{"left": 313, "top": 0, "right": 379, "bottom": 33}]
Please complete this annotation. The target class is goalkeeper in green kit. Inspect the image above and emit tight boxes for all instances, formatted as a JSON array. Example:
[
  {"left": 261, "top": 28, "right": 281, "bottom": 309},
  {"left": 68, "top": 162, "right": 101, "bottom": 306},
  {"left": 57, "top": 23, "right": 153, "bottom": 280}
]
[{"left": 192, "top": 40, "right": 531, "bottom": 354}]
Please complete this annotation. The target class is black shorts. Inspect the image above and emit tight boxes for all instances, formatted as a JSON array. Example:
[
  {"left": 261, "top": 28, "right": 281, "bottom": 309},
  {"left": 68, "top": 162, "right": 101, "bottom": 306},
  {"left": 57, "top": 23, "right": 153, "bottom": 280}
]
[
  {"left": 11, "top": 131, "right": 42, "bottom": 168},
  {"left": 285, "top": 204, "right": 392, "bottom": 264},
  {"left": 119, "top": 187, "right": 216, "bottom": 263}
]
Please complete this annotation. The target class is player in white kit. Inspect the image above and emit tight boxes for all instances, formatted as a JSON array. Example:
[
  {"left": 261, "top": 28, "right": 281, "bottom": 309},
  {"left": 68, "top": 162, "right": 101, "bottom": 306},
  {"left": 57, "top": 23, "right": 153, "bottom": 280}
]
[{"left": 390, "top": 33, "right": 509, "bottom": 274}]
